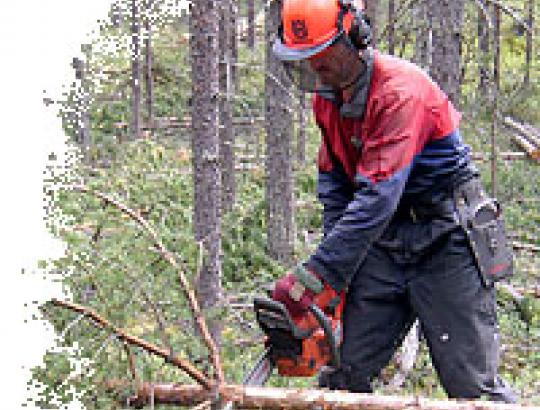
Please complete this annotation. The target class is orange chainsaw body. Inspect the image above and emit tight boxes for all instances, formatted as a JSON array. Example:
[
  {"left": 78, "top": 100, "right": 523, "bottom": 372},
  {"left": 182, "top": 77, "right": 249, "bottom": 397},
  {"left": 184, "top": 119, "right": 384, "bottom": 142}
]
[{"left": 256, "top": 291, "right": 345, "bottom": 377}]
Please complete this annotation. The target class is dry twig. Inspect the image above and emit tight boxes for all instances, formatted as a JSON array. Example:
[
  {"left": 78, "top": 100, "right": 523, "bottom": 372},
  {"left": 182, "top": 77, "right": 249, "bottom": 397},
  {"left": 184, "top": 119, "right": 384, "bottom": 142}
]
[
  {"left": 51, "top": 298, "right": 212, "bottom": 389},
  {"left": 72, "top": 185, "right": 225, "bottom": 384}
]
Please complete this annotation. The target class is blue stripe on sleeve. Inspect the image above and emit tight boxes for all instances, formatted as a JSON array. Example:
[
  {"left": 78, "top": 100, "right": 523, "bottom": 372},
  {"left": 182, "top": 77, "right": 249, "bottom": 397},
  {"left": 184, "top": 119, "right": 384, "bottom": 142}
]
[{"left": 307, "top": 164, "right": 412, "bottom": 291}]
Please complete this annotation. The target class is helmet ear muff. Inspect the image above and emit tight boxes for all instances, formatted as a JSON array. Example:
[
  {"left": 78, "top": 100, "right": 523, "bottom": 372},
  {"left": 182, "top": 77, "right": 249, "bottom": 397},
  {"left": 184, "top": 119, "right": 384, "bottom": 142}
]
[
  {"left": 349, "top": 10, "right": 372, "bottom": 49},
  {"left": 277, "top": 22, "right": 285, "bottom": 41},
  {"left": 338, "top": 0, "right": 372, "bottom": 49}
]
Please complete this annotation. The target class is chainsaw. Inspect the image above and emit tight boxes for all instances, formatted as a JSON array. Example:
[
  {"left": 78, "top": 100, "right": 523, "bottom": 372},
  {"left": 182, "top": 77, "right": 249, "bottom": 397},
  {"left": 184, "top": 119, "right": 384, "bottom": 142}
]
[{"left": 243, "top": 293, "right": 345, "bottom": 386}]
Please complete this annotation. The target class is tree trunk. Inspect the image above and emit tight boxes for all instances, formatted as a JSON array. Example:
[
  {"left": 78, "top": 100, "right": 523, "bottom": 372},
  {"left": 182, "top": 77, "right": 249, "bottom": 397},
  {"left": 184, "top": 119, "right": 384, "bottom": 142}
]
[
  {"left": 388, "top": 0, "right": 395, "bottom": 55},
  {"left": 477, "top": 0, "right": 491, "bottom": 97},
  {"left": 247, "top": 0, "right": 256, "bottom": 49},
  {"left": 190, "top": 0, "right": 223, "bottom": 347},
  {"left": 230, "top": 0, "right": 238, "bottom": 91},
  {"left": 490, "top": 4, "right": 501, "bottom": 197},
  {"left": 524, "top": 0, "right": 534, "bottom": 85},
  {"left": 413, "top": 0, "right": 431, "bottom": 70},
  {"left": 144, "top": 0, "right": 154, "bottom": 131},
  {"left": 365, "top": 0, "right": 379, "bottom": 48},
  {"left": 111, "top": 0, "right": 123, "bottom": 28},
  {"left": 297, "top": 90, "right": 306, "bottom": 164},
  {"left": 265, "top": 0, "right": 295, "bottom": 265},
  {"left": 220, "top": 0, "right": 235, "bottom": 212},
  {"left": 428, "top": 0, "right": 464, "bottom": 107},
  {"left": 131, "top": 0, "right": 142, "bottom": 139},
  {"left": 73, "top": 56, "right": 91, "bottom": 161}
]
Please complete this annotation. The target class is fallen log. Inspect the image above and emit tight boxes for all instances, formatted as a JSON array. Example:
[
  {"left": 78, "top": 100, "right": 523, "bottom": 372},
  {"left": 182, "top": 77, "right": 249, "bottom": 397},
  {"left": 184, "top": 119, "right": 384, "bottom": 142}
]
[
  {"left": 511, "top": 134, "right": 540, "bottom": 162},
  {"left": 471, "top": 152, "right": 528, "bottom": 162},
  {"left": 512, "top": 241, "right": 540, "bottom": 253},
  {"left": 504, "top": 117, "right": 540, "bottom": 148},
  {"left": 503, "top": 117, "right": 540, "bottom": 162},
  {"left": 123, "top": 383, "right": 540, "bottom": 410}
]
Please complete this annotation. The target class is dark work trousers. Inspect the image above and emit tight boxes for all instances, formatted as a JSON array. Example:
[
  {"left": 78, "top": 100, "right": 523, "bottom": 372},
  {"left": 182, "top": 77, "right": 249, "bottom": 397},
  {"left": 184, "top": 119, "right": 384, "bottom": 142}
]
[{"left": 319, "top": 210, "right": 517, "bottom": 403}]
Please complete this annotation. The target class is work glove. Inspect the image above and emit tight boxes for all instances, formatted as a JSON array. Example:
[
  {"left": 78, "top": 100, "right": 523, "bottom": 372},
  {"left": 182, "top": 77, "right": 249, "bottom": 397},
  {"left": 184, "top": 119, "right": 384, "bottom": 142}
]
[{"left": 272, "top": 265, "right": 338, "bottom": 318}]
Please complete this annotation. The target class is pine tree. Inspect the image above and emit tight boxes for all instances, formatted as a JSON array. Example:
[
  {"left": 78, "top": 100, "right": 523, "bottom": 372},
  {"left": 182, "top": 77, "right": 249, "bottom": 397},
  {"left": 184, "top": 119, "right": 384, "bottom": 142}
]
[
  {"left": 264, "top": 0, "right": 295, "bottom": 265},
  {"left": 190, "top": 0, "right": 223, "bottom": 345}
]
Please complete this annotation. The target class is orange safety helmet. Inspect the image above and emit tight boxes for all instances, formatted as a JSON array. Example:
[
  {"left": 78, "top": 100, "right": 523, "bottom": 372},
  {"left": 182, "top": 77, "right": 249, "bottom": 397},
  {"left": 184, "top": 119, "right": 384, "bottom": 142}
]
[{"left": 273, "top": 0, "right": 370, "bottom": 62}]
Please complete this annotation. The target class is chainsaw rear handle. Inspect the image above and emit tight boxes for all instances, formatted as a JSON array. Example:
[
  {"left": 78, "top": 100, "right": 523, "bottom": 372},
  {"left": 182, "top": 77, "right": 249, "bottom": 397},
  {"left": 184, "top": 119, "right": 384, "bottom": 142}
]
[{"left": 309, "top": 304, "right": 340, "bottom": 368}]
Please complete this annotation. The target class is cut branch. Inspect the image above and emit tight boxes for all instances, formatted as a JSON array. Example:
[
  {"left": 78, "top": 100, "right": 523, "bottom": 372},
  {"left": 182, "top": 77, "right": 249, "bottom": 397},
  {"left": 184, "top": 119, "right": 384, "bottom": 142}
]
[
  {"left": 512, "top": 241, "right": 540, "bottom": 253},
  {"left": 51, "top": 297, "right": 212, "bottom": 389},
  {"left": 510, "top": 134, "right": 540, "bottom": 162},
  {"left": 121, "top": 383, "right": 540, "bottom": 410},
  {"left": 72, "top": 185, "right": 224, "bottom": 384},
  {"left": 503, "top": 117, "right": 540, "bottom": 148},
  {"left": 471, "top": 152, "right": 528, "bottom": 162}
]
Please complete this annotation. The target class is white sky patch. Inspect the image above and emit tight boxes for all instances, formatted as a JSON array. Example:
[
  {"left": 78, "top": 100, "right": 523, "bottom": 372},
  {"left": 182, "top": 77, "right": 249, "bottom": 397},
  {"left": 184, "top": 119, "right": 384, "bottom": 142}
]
[{"left": 0, "top": 1, "right": 112, "bottom": 408}]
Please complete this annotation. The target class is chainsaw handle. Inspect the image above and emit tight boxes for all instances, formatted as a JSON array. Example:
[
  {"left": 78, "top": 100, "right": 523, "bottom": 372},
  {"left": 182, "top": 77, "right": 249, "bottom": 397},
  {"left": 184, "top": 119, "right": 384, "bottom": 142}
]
[{"left": 309, "top": 304, "right": 340, "bottom": 368}]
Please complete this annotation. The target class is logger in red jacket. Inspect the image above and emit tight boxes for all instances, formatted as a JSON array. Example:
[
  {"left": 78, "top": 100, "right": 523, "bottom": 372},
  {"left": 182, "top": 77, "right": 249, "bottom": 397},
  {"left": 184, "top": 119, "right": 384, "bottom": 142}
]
[{"left": 271, "top": 0, "right": 516, "bottom": 402}]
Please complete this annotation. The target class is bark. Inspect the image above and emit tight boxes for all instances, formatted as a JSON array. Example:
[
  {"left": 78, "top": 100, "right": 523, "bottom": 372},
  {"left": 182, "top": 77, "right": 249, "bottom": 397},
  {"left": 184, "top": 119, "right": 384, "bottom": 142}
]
[
  {"left": 219, "top": 0, "right": 236, "bottom": 212},
  {"left": 230, "top": 0, "right": 238, "bottom": 91},
  {"left": 413, "top": 0, "right": 431, "bottom": 70},
  {"left": 124, "top": 383, "right": 539, "bottom": 410},
  {"left": 190, "top": 0, "right": 224, "bottom": 353},
  {"left": 477, "top": 0, "right": 491, "bottom": 96},
  {"left": 247, "top": 0, "right": 256, "bottom": 49},
  {"left": 490, "top": 4, "right": 501, "bottom": 196},
  {"left": 111, "top": 0, "right": 123, "bottom": 28},
  {"left": 427, "top": 0, "right": 464, "bottom": 107},
  {"left": 389, "top": 320, "right": 420, "bottom": 389},
  {"left": 144, "top": 0, "right": 154, "bottom": 129},
  {"left": 365, "top": 0, "right": 379, "bottom": 48},
  {"left": 388, "top": 0, "right": 395, "bottom": 55},
  {"left": 297, "top": 89, "right": 306, "bottom": 164},
  {"left": 524, "top": 0, "right": 534, "bottom": 85},
  {"left": 73, "top": 56, "right": 91, "bottom": 161},
  {"left": 131, "top": 0, "right": 142, "bottom": 139},
  {"left": 265, "top": 0, "right": 295, "bottom": 265}
]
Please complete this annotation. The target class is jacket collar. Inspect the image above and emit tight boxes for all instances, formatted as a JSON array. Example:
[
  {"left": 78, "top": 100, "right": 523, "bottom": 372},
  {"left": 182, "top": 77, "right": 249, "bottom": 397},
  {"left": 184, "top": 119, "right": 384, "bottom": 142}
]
[{"left": 317, "top": 48, "right": 375, "bottom": 120}]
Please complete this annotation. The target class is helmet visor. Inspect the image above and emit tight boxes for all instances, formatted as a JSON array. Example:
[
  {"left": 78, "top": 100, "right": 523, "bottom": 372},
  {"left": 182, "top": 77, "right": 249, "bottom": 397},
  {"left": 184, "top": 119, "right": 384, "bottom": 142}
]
[
  {"left": 272, "top": 31, "right": 342, "bottom": 61},
  {"left": 273, "top": 35, "right": 364, "bottom": 93}
]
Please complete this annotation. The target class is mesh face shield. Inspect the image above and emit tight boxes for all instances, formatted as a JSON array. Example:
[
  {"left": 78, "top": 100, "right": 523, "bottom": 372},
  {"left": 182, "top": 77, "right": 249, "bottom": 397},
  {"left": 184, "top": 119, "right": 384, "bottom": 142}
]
[{"left": 273, "top": 34, "right": 365, "bottom": 93}]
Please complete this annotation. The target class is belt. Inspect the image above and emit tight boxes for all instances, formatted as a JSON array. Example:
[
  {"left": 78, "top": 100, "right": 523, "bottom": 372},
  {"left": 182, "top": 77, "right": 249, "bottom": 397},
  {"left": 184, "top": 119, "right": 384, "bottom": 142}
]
[{"left": 405, "top": 176, "right": 483, "bottom": 223}]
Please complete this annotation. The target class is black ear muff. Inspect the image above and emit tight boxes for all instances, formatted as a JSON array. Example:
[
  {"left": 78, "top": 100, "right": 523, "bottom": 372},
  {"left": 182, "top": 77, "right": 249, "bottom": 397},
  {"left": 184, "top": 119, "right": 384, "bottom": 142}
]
[
  {"left": 278, "top": 23, "right": 285, "bottom": 41},
  {"left": 349, "top": 10, "right": 372, "bottom": 49},
  {"left": 338, "top": 0, "right": 372, "bottom": 50}
]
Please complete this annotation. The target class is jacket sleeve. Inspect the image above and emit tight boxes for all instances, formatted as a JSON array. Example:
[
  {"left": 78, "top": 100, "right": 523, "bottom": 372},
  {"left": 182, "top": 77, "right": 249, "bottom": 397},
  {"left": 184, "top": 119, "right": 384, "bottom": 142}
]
[
  {"left": 306, "top": 92, "right": 432, "bottom": 292},
  {"left": 318, "top": 165, "right": 354, "bottom": 237}
]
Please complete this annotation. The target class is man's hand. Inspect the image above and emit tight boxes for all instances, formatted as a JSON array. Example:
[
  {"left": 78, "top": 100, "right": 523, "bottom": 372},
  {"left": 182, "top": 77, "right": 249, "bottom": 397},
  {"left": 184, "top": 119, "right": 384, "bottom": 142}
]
[{"left": 272, "top": 265, "right": 338, "bottom": 318}]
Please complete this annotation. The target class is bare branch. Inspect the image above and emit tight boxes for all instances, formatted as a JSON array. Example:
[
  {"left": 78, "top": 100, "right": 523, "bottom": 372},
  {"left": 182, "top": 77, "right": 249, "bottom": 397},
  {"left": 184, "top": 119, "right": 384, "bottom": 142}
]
[
  {"left": 71, "top": 185, "right": 225, "bottom": 384},
  {"left": 51, "top": 298, "right": 212, "bottom": 389},
  {"left": 123, "top": 343, "right": 141, "bottom": 389},
  {"left": 481, "top": 0, "right": 531, "bottom": 32}
]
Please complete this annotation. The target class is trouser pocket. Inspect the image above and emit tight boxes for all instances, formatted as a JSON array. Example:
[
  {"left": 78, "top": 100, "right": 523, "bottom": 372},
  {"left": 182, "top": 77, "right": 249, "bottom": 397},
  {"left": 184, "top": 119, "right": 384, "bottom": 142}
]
[{"left": 454, "top": 179, "right": 513, "bottom": 287}]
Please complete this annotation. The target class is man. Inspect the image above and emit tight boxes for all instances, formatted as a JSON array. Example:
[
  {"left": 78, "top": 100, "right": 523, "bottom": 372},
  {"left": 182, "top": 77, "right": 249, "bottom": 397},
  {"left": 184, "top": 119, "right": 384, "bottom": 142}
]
[{"left": 270, "top": 0, "right": 516, "bottom": 402}]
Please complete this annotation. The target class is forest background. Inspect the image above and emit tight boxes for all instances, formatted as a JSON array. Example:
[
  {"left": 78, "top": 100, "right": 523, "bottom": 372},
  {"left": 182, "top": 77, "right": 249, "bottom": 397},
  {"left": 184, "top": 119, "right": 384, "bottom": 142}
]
[{"left": 2, "top": 0, "right": 539, "bottom": 409}]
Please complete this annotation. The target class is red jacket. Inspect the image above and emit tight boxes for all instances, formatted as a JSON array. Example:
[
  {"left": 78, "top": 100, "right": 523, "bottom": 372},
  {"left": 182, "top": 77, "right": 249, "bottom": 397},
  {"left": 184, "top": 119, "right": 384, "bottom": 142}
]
[{"left": 305, "top": 50, "right": 475, "bottom": 291}]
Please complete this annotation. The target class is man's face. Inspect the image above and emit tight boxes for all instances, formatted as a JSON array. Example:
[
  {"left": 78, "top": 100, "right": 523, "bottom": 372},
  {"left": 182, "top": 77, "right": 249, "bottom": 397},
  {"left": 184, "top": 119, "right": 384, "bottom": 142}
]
[{"left": 308, "top": 40, "right": 361, "bottom": 90}]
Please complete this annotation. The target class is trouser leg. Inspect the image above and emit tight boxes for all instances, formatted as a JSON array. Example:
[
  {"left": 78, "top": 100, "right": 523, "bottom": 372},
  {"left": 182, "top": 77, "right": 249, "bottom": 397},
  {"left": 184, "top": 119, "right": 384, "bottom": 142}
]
[
  {"left": 409, "top": 228, "right": 516, "bottom": 403},
  {"left": 319, "top": 244, "right": 415, "bottom": 393}
]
